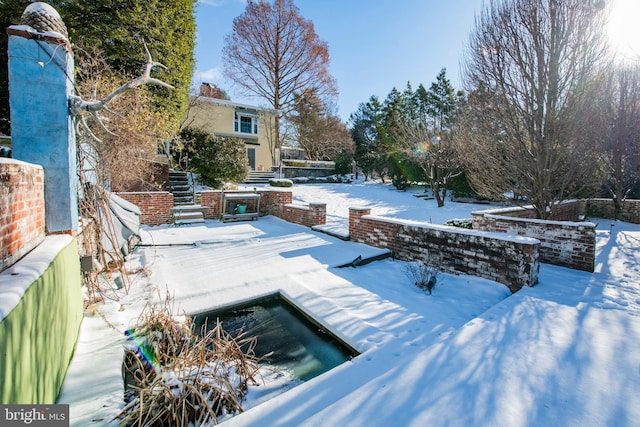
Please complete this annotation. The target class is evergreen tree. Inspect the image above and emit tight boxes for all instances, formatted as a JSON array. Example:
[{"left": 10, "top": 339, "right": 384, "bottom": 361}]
[
  {"left": 426, "top": 68, "right": 457, "bottom": 133},
  {"left": 415, "top": 83, "right": 430, "bottom": 124},
  {"left": 0, "top": 0, "right": 196, "bottom": 135},
  {"left": 60, "top": 0, "right": 195, "bottom": 131},
  {"left": 402, "top": 82, "right": 419, "bottom": 122},
  {"left": 350, "top": 96, "right": 387, "bottom": 180},
  {"left": 0, "top": 0, "right": 30, "bottom": 135}
]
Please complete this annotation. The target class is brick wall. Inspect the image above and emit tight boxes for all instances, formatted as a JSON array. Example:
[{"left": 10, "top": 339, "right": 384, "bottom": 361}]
[
  {"left": 587, "top": 198, "right": 640, "bottom": 224},
  {"left": 476, "top": 200, "right": 587, "bottom": 222},
  {"left": 349, "top": 208, "right": 539, "bottom": 293},
  {"left": 257, "top": 189, "right": 292, "bottom": 217},
  {"left": 472, "top": 210, "right": 595, "bottom": 272},
  {"left": 200, "top": 189, "right": 296, "bottom": 220},
  {"left": 280, "top": 203, "right": 327, "bottom": 227},
  {"left": 117, "top": 192, "right": 173, "bottom": 226},
  {"left": 0, "top": 159, "right": 45, "bottom": 272},
  {"left": 116, "top": 189, "right": 313, "bottom": 227},
  {"left": 200, "top": 191, "right": 222, "bottom": 219}
]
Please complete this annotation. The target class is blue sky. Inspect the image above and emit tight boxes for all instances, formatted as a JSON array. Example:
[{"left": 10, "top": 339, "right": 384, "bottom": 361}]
[{"left": 194, "top": 0, "right": 484, "bottom": 122}]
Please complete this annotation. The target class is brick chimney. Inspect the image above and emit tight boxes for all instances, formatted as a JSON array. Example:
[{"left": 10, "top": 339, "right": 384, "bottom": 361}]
[{"left": 200, "top": 82, "right": 221, "bottom": 99}]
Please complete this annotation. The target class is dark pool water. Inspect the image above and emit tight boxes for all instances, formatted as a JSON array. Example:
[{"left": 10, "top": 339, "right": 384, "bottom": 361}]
[{"left": 193, "top": 293, "right": 359, "bottom": 381}]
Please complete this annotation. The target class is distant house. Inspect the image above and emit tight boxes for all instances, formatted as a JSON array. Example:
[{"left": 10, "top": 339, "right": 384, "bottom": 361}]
[{"left": 183, "top": 83, "right": 278, "bottom": 172}]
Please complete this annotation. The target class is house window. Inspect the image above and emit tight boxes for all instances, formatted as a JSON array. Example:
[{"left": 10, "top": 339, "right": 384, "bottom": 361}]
[{"left": 234, "top": 112, "right": 258, "bottom": 135}]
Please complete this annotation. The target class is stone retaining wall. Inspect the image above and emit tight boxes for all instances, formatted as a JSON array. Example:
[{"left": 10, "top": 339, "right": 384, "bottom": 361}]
[
  {"left": 587, "top": 198, "right": 640, "bottom": 224},
  {"left": 349, "top": 208, "right": 540, "bottom": 292},
  {"left": 472, "top": 208, "right": 596, "bottom": 272}
]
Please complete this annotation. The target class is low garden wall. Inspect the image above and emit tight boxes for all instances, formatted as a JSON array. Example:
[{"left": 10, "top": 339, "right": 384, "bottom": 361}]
[
  {"left": 201, "top": 189, "right": 325, "bottom": 226},
  {"left": 0, "top": 158, "right": 45, "bottom": 272},
  {"left": 349, "top": 208, "right": 540, "bottom": 293},
  {"left": 200, "top": 189, "right": 293, "bottom": 219},
  {"left": 472, "top": 206, "right": 596, "bottom": 272},
  {"left": 280, "top": 203, "right": 327, "bottom": 227},
  {"left": 117, "top": 191, "right": 174, "bottom": 226},
  {"left": 0, "top": 235, "right": 83, "bottom": 404},
  {"left": 280, "top": 166, "right": 335, "bottom": 179},
  {"left": 121, "top": 189, "right": 324, "bottom": 229},
  {"left": 587, "top": 198, "right": 640, "bottom": 224},
  {"left": 0, "top": 158, "right": 84, "bottom": 403}
]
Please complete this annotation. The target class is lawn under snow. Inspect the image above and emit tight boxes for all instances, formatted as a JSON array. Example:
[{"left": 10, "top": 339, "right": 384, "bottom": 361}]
[{"left": 58, "top": 180, "right": 640, "bottom": 426}]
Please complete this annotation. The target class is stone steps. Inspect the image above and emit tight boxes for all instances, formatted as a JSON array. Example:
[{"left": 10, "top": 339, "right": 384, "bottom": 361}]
[
  {"left": 171, "top": 205, "right": 205, "bottom": 225},
  {"left": 244, "top": 171, "right": 275, "bottom": 184},
  {"left": 169, "top": 170, "right": 194, "bottom": 205}
]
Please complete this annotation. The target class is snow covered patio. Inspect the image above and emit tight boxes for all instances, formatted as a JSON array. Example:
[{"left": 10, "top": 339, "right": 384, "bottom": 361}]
[{"left": 59, "top": 183, "right": 640, "bottom": 426}]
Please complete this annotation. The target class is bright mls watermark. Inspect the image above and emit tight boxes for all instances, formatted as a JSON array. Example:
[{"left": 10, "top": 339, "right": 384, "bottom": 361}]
[{"left": 1, "top": 405, "right": 68, "bottom": 426}]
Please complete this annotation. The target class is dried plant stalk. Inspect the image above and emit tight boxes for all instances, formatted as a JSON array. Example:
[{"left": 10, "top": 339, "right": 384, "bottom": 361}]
[{"left": 118, "top": 296, "right": 261, "bottom": 426}]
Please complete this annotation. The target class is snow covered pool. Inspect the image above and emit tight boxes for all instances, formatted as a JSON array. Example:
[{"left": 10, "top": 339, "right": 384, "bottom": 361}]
[{"left": 192, "top": 293, "right": 359, "bottom": 382}]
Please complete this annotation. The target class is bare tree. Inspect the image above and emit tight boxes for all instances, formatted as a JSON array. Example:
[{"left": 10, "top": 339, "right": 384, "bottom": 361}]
[
  {"left": 289, "top": 89, "right": 354, "bottom": 161},
  {"left": 459, "top": 0, "right": 609, "bottom": 219},
  {"left": 398, "top": 123, "right": 462, "bottom": 207},
  {"left": 73, "top": 43, "right": 173, "bottom": 300},
  {"left": 601, "top": 65, "right": 640, "bottom": 217},
  {"left": 222, "top": 0, "right": 337, "bottom": 157},
  {"left": 259, "top": 109, "right": 281, "bottom": 167},
  {"left": 73, "top": 44, "right": 174, "bottom": 192}
]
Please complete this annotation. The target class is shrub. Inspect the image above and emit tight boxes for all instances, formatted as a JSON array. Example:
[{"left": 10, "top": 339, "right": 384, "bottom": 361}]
[
  {"left": 269, "top": 178, "right": 294, "bottom": 187},
  {"left": 404, "top": 261, "right": 439, "bottom": 295},
  {"left": 174, "top": 128, "right": 249, "bottom": 188}
]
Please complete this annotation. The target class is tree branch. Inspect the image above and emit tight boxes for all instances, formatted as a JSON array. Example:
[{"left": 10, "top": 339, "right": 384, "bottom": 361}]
[{"left": 70, "top": 41, "right": 174, "bottom": 132}]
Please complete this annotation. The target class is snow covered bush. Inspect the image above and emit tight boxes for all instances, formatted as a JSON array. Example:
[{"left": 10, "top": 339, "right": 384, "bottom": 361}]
[
  {"left": 119, "top": 296, "right": 260, "bottom": 425},
  {"left": 404, "top": 261, "right": 439, "bottom": 295}
]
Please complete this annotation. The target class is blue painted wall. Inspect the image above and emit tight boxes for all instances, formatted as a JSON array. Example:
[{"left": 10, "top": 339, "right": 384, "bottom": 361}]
[{"left": 8, "top": 32, "right": 78, "bottom": 233}]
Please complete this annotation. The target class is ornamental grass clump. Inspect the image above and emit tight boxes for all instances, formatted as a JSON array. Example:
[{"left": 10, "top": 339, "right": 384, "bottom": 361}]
[
  {"left": 119, "top": 296, "right": 261, "bottom": 426},
  {"left": 404, "top": 261, "right": 439, "bottom": 295}
]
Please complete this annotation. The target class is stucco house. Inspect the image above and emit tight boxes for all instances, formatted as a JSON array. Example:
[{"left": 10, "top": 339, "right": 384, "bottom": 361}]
[{"left": 183, "top": 83, "right": 278, "bottom": 172}]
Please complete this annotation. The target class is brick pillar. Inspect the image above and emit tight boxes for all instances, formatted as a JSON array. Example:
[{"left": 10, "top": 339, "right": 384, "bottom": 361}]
[
  {"left": 309, "top": 203, "right": 326, "bottom": 226},
  {"left": 201, "top": 191, "right": 222, "bottom": 219},
  {"left": 349, "top": 207, "right": 371, "bottom": 241}
]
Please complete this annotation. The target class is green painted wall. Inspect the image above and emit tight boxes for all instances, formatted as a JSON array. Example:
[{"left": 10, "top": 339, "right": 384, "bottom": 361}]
[{"left": 0, "top": 238, "right": 83, "bottom": 403}]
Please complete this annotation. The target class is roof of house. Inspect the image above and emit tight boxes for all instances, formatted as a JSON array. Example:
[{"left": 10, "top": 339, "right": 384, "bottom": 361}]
[{"left": 193, "top": 96, "right": 278, "bottom": 114}]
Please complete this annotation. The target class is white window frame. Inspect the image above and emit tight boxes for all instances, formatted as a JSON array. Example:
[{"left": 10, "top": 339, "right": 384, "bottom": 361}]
[{"left": 234, "top": 111, "right": 259, "bottom": 135}]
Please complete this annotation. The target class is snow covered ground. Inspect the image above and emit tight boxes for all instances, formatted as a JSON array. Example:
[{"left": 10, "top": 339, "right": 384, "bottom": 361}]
[{"left": 58, "top": 180, "right": 640, "bottom": 426}]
